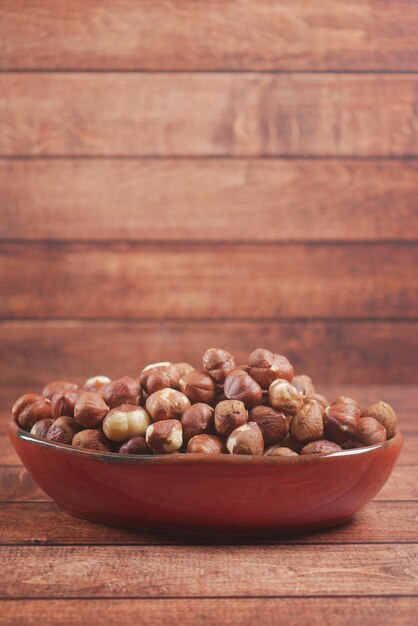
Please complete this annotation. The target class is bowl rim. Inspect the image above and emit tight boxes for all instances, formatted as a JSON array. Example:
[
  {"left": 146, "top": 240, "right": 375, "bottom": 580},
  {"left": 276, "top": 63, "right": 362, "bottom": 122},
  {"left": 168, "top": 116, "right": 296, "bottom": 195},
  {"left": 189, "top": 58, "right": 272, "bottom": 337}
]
[{"left": 9, "top": 418, "right": 404, "bottom": 466}]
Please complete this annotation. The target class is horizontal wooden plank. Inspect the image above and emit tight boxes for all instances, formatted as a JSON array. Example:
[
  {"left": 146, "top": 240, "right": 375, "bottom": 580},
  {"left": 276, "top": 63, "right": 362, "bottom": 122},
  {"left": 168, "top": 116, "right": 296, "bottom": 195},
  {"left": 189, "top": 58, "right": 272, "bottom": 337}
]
[
  {"left": 2, "top": 158, "right": 418, "bottom": 242},
  {"left": 1, "top": 243, "right": 417, "bottom": 319},
  {"left": 2, "top": 74, "right": 418, "bottom": 156},
  {"left": 0, "top": 321, "right": 417, "bottom": 384},
  {"left": 2, "top": 598, "right": 418, "bottom": 626},
  {"left": 1, "top": 465, "right": 415, "bottom": 504},
  {"left": 1, "top": 544, "right": 417, "bottom": 597},
  {"left": 1, "top": 1, "right": 418, "bottom": 71},
  {"left": 1, "top": 501, "right": 417, "bottom": 545}
]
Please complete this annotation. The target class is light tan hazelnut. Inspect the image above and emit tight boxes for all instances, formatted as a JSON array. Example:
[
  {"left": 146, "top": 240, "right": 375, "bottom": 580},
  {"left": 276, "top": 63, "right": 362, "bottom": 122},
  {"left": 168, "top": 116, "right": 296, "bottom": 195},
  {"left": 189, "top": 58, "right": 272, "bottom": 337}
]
[
  {"left": 174, "top": 362, "right": 195, "bottom": 378},
  {"left": 226, "top": 422, "right": 264, "bottom": 456},
  {"left": 119, "top": 436, "right": 151, "bottom": 455},
  {"left": 250, "top": 406, "right": 289, "bottom": 446},
  {"left": 180, "top": 403, "right": 214, "bottom": 442},
  {"left": 179, "top": 370, "right": 216, "bottom": 404},
  {"left": 290, "top": 399, "right": 324, "bottom": 444},
  {"left": 264, "top": 445, "right": 299, "bottom": 457},
  {"left": 300, "top": 440, "right": 342, "bottom": 455},
  {"left": 30, "top": 418, "right": 54, "bottom": 439},
  {"left": 146, "top": 419, "right": 183, "bottom": 454},
  {"left": 324, "top": 396, "right": 362, "bottom": 444},
  {"left": 47, "top": 417, "right": 80, "bottom": 444},
  {"left": 248, "top": 349, "right": 294, "bottom": 388},
  {"left": 224, "top": 370, "right": 262, "bottom": 408},
  {"left": 42, "top": 381, "right": 78, "bottom": 400},
  {"left": 12, "top": 393, "right": 45, "bottom": 419},
  {"left": 102, "top": 404, "right": 151, "bottom": 442},
  {"left": 74, "top": 392, "right": 109, "bottom": 428},
  {"left": 354, "top": 417, "right": 387, "bottom": 446},
  {"left": 214, "top": 399, "right": 248, "bottom": 438},
  {"left": 145, "top": 388, "right": 191, "bottom": 421},
  {"left": 202, "top": 348, "right": 236, "bottom": 384},
  {"left": 362, "top": 401, "right": 397, "bottom": 438},
  {"left": 17, "top": 399, "right": 52, "bottom": 430},
  {"left": 50, "top": 389, "right": 81, "bottom": 419},
  {"left": 187, "top": 434, "right": 225, "bottom": 454},
  {"left": 268, "top": 379, "right": 303, "bottom": 415},
  {"left": 292, "top": 375, "right": 315, "bottom": 396},
  {"left": 83, "top": 375, "right": 112, "bottom": 393},
  {"left": 103, "top": 376, "right": 141, "bottom": 408},
  {"left": 72, "top": 429, "right": 112, "bottom": 452}
]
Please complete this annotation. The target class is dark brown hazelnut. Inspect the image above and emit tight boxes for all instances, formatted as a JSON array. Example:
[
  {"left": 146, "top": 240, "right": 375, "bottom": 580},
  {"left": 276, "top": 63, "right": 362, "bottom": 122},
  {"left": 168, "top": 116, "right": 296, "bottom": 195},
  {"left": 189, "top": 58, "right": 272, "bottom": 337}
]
[
  {"left": 47, "top": 417, "right": 80, "bottom": 444},
  {"left": 305, "top": 393, "right": 329, "bottom": 409},
  {"left": 292, "top": 375, "right": 315, "bottom": 397},
  {"left": 289, "top": 399, "right": 324, "bottom": 444},
  {"left": 202, "top": 348, "right": 236, "bottom": 384},
  {"left": 354, "top": 417, "right": 387, "bottom": 446},
  {"left": 17, "top": 399, "right": 52, "bottom": 430},
  {"left": 226, "top": 422, "right": 264, "bottom": 455},
  {"left": 146, "top": 419, "right": 183, "bottom": 454},
  {"left": 187, "top": 434, "right": 225, "bottom": 454},
  {"left": 103, "top": 376, "right": 141, "bottom": 408},
  {"left": 102, "top": 405, "right": 151, "bottom": 441},
  {"left": 12, "top": 393, "right": 45, "bottom": 419},
  {"left": 145, "top": 388, "right": 191, "bottom": 421},
  {"left": 72, "top": 429, "right": 112, "bottom": 452},
  {"left": 50, "top": 389, "right": 81, "bottom": 419},
  {"left": 42, "top": 380, "right": 78, "bottom": 400},
  {"left": 146, "top": 366, "right": 180, "bottom": 394},
  {"left": 300, "top": 440, "right": 342, "bottom": 455},
  {"left": 119, "top": 436, "right": 151, "bottom": 455},
  {"left": 74, "top": 392, "right": 109, "bottom": 428},
  {"left": 264, "top": 445, "right": 299, "bottom": 457},
  {"left": 250, "top": 406, "right": 289, "bottom": 446},
  {"left": 179, "top": 370, "right": 216, "bottom": 404},
  {"left": 83, "top": 375, "right": 112, "bottom": 393},
  {"left": 224, "top": 370, "right": 262, "bottom": 409},
  {"left": 30, "top": 418, "right": 54, "bottom": 439},
  {"left": 139, "top": 362, "right": 173, "bottom": 391},
  {"left": 174, "top": 362, "right": 195, "bottom": 378},
  {"left": 362, "top": 401, "right": 397, "bottom": 438},
  {"left": 324, "top": 396, "right": 362, "bottom": 444},
  {"left": 248, "top": 349, "right": 294, "bottom": 388},
  {"left": 214, "top": 399, "right": 248, "bottom": 438},
  {"left": 180, "top": 403, "right": 215, "bottom": 442},
  {"left": 268, "top": 379, "right": 303, "bottom": 415}
]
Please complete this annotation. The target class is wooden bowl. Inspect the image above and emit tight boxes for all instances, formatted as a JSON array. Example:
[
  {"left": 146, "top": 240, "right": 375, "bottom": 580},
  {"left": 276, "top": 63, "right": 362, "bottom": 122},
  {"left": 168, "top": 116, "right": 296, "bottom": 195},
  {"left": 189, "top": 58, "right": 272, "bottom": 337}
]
[{"left": 9, "top": 420, "right": 403, "bottom": 534}]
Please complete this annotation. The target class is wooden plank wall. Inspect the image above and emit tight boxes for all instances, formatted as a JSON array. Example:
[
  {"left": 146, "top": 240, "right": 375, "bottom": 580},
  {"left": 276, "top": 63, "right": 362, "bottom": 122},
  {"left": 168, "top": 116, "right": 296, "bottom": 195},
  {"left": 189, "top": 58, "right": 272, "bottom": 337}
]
[{"left": 0, "top": 0, "right": 417, "bottom": 388}]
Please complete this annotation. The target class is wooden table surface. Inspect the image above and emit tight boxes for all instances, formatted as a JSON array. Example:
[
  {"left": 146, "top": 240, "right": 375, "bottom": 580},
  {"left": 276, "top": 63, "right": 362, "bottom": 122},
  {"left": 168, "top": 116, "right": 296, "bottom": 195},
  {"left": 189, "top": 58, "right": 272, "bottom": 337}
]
[{"left": 1, "top": 385, "right": 417, "bottom": 625}]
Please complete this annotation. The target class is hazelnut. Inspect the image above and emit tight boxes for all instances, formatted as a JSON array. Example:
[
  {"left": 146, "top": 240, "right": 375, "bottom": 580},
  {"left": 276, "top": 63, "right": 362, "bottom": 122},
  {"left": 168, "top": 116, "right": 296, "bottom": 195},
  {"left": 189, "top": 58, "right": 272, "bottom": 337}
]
[
  {"left": 305, "top": 393, "right": 329, "bottom": 409},
  {"left": 103, "top": 376, "right": 141, "bottom": 408},
  {"left": 42, "top": 380, "right": 78, "bottom": 400},
  {"left": 146, "top": 388, "right": 191, "bottom": 421},
  {"left": 250, "top": 406, "right": 289, "bottom": 446},
  {"left": 12, "top": 393, "right": 45, "bottom": 419},
  {"left": 119, "top": 436, "right": 151, "bottom": 455},
  {"left": 30, "top": 418, "right": 54, "bottom": 439},
  {"left": 83, "top": 375, "right": 112, "bottom": 393},
  {"left": 324, "top": 396, "right": 362, "bottom": 444},
  {"left": 202, "top": 348, "right": 235, "bottom": 384},
  {"left": 180, "top": 403, "right": 214, "bottom": 442},
  {"left": 102, "top": 404, "right": 151, "bottom": 442},
  {"left": 74, "top": 392, "right": 109, "bottom": 428},
  {"left": 47, "top": 417, "right": 80, "bottom": 444},
  {"left": 146, "top": 419, "right": 183, "bottom": 454},
  {"left": 224, "top": 370, "right": 262, "bottom": 408},
  {"left": 139, "top": 362, "right": 173, "bottom": 391},
  {"left": 179, "top": 370, "right": 216, "bottom": 404},
  {"left": 50, "top": 389, "right": 81, "bottom": 419},
  {"left": 292, "top": 375, "right": 315, "bottom": 397},
  {"left": 289, "top": 399, "right": 324, "bottom": 444},
  {"left": 147, "top": 366, "right": 180, "bottom": 394},
  {"left": 72, "top": 429, "right": 112, "bottom": 452},
  {"left": 187, "top": 434, "right": 225, "bottom": 454},
  {"left": 264, "top": 445, "right": 299, "bottom": 457},
  {"left": 214, "top": 399, "right": 248, "bottom": 438},
  {"left": 362, "top": 401, "right": 397, "bottom": 438},
  {"left": 268, "top": 379, "right": 303, "bottom": 415},
  {"left": 226, "top": 423, "right": 264, "bottom": 456},
  {"left": 17, "top": 399, "right": 52, "bottom": 430},
  {"left": 354, "top": 417, "right": 387, "bottom": 446},
  {"left": 248, "top": 349, "right": 294, "bottom": 388},
  {"left": 300, "top": 440, "right": 342, "bottom": 455},
  {"left": 175, "top": 362, "right": 195, "bottom": 378}
]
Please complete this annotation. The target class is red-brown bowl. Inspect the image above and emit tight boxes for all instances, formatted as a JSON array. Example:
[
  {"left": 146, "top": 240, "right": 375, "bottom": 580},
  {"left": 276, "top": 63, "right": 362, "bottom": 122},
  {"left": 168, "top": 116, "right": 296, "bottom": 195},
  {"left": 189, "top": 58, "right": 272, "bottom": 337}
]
[{"left": 9, "top": 420, "right": 403, "bottom": 534}]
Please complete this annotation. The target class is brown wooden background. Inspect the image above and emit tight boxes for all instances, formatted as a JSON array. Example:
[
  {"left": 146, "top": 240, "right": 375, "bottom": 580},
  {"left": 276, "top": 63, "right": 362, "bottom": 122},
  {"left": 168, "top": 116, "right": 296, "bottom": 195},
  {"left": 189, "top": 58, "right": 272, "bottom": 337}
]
[{"left": 1, "top": 0, "right": 418, "bottom": 391}]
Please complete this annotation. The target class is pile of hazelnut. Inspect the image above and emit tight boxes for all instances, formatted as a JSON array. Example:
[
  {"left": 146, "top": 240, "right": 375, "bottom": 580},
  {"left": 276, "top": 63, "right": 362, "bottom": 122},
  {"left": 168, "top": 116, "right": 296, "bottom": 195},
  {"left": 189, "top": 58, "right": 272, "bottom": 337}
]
[{"left": 12, "top": 348, "right": 398, "bottom": 457}]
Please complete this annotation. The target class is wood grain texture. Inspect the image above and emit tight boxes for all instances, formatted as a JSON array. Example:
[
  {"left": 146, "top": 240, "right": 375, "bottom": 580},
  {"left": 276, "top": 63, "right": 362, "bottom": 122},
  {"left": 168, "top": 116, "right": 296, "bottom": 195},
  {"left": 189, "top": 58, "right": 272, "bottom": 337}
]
[
  {"left": 2, "top": 74, "right": 418, "bottom": 157},
  {"left": 1, "top": 544, "right": 417, "bottom": 597},
  {"left": 1, "top": 465, "right": 415, "bottom": 504},
  {"left": 2, "top": 598, "right": 418, "bottom": 626},
  {"left": 1, "top": 243, "right": 417, "bottom": 320},
  {"left": 2, "top": 158, "right": 418, "bottom": 242},
  {"left": 1, "top": 1, "right": 418, "bottom": 71},
  {"left": 1, "top": 501, "right": 417, "bottom": 545},
  {"left": 0, "top": 321, "right": 417, "bottom": 384}
]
